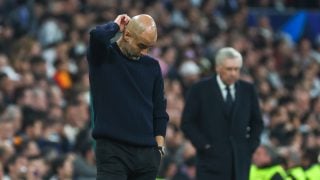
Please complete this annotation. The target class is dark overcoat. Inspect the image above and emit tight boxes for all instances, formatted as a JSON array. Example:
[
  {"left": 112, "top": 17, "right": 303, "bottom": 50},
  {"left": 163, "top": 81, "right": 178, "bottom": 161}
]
[{"left": 181, "top": 75, "right": 263, "bottom": 180}]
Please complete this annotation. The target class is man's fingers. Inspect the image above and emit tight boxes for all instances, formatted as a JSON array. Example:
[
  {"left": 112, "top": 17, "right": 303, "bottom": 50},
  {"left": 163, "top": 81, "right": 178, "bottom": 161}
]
[
  {"left": 120, "top": 16, "right": 128, "bottom": 25},
  {"left": 114, "top": 14, "right": 131, "bottom": 32},
  {"left": 121, "top": 15, "right": 131, "bottom": 25}
]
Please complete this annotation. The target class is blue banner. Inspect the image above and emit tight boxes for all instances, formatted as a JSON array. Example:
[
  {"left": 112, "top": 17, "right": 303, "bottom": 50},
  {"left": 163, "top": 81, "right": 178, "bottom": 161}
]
[{"left": 248, "top": 9, "right": 320, "bottom": 43}]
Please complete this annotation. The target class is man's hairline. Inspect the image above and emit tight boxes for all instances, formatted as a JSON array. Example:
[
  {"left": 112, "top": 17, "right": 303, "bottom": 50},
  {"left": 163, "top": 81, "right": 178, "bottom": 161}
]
[{"left": 216, "top": 57, "right": 243, "bottom": 68}]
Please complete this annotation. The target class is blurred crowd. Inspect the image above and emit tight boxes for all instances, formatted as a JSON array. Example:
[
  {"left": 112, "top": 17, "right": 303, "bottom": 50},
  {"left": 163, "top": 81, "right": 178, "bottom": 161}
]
[{"left": 0, "top": 0, "right": 320, "bottom": 179}]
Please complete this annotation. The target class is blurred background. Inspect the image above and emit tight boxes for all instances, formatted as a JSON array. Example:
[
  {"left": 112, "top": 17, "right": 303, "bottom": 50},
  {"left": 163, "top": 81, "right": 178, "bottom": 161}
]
[{"left": 0, "top": 0, "right": 320, "bottom": 179}]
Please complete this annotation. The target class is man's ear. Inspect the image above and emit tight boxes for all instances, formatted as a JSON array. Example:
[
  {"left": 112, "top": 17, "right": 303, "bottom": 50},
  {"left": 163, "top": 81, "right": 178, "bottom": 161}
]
[
  {"left": 215, "top": 65, "right": 220, "bottom": 73},
  {"left": 123, "top": 30, "right": 131, "bottom": 42}
]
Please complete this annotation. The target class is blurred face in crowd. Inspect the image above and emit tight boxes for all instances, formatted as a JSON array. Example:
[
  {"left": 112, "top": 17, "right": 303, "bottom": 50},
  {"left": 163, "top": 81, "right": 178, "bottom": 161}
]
[
  {"left": 0, "top": 75, "right": 15, "bottom": 95},
  {"left": 9, "top": 156, "right": 28, "bottom": 179},
  {"left": 0, "top": 162, "right": 3, "bottom": 178},
  {"left": 24, "top": 141, "right": 41, "bottom": 157},
  {"left": 252, "top": 146, "right": 272, "bottom": 167},
  {"left": 27, "top": 120, "right": 43, "bottom": 139},
  {"left": 216, "top": 57, "right": 241, "bottom": 85},
  {"left": 32, "top": 89, "right": 48, "bottom": 111},
  {"left": 66, "top": 104, "right": 86, "bottom": 128},
  {"left": 0, "top": 120, "right": 15, "bottom": 140},
  {"left": 121, "top": 15, "right": 157, "bottom": 60},
  {"left": 27, "top": 157, "right": 47, "bottom": 180},
  {"left": 18, "top": 88, "right": 33, "bottom": 106},
  {"left": 58, "top": 156, "right": 74, "bottom": 179}
]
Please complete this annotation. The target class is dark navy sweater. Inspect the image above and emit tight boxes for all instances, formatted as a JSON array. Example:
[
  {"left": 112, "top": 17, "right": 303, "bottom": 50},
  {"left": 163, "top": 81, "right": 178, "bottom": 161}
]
[{"left": 87, "top": 22, "right": 169, "bottom": 146}]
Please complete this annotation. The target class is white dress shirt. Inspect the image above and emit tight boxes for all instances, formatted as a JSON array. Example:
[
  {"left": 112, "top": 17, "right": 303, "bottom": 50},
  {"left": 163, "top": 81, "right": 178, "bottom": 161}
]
[{"left": 216, "top": 75, "right": 235, "bottom": 101}]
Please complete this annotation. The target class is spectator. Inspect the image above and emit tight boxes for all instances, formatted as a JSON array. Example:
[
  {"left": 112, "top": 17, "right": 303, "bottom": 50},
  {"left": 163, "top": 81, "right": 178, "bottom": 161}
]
[
  {"left": 49, "top": 154, "right": 74, "bottom": 180},
  {"left": 4, "top": 154, "right": 29, "bottom": 180},
  {"left": 250, "top": 145, "right": 287, "bottom": 179},
  {"left": 26, "top": 155, "right": 48, "bottom": 180}
]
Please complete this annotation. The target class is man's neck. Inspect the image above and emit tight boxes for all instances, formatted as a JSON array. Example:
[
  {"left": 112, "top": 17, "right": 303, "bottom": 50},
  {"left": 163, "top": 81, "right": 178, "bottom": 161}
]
[
  {"left": 116, "top": 40, "right": 126, "bottom": 55},
  {"left": 116, "top": 40, "right": 140, "bottom": 60}
]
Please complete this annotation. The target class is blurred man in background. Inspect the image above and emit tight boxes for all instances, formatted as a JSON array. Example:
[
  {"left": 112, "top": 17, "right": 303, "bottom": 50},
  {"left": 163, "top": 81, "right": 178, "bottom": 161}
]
[{"left": 182, "top": 47, "right": 263, "bottom": 180}]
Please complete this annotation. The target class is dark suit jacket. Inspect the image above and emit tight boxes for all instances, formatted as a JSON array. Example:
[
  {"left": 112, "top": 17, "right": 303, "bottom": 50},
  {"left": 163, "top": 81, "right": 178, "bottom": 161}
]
[{"left": 181, "top": 75, "right": 263, "bottom": 180}]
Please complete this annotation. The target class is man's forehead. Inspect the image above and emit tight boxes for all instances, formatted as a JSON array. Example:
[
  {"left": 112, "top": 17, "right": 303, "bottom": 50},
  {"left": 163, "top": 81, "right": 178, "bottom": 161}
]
[
  {"left": 221, "top": 58, "right": 242, "bottom": 67},
  {"left": 138, "top": 32, "right": 157, "bottom": 45}
]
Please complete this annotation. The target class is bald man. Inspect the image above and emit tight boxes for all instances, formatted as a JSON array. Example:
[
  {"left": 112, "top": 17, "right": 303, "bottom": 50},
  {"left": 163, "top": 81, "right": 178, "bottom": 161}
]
[{"left": 87, "top": 14, "right": 169, "bottom": 180}]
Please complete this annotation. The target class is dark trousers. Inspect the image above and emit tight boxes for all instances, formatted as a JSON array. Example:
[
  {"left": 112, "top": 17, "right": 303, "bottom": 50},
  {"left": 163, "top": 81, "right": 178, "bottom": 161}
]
[{"left": 95, "top": 139, "right": 161, "bottom": 180}]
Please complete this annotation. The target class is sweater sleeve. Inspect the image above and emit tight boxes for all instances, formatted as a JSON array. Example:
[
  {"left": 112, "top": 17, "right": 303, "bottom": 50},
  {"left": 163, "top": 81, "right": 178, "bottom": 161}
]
[
  {"left": 87, "top": 22, "right": 119, "bottom": 65},
  {"left": 153, "top": 63, "right": 169, "bottom": 137}
]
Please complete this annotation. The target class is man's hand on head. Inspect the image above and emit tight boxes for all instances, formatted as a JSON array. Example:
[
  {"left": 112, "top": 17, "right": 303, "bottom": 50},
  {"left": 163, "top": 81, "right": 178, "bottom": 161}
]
[{"left": 114, "top": 14, "right": 131, "bottom": 32}]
